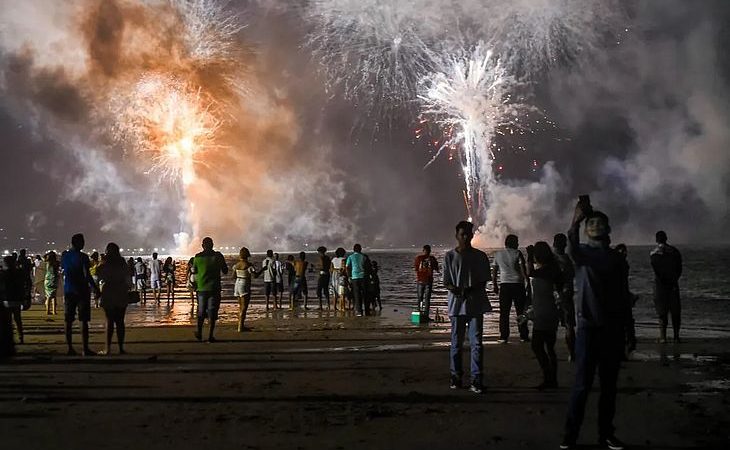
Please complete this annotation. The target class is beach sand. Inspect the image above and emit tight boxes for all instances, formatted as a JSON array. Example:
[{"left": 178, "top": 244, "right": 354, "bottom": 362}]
[{"left": 1, "top": 308, "right": 728, "bottom": 450}]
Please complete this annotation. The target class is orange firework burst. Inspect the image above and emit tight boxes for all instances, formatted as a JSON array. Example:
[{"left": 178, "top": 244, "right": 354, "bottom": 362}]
[{"left": 111, "top": 73, "right": 222, "bottom": 185}]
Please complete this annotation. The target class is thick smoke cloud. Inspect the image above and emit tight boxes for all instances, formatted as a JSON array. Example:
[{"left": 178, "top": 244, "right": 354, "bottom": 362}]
[{"left": 0, "top": 0, "right": 728, "bottom": 252}]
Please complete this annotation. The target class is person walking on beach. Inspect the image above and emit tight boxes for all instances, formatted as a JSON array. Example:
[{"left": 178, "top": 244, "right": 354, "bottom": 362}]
[
  {"left": 97, "top": 243, "right": 132, "bottom": 355},
  {"left": 346, "top": 244, "right": 369, "bottom": 316},
  {"left": 134, "top": 257, "right": 147, "bottom": 303},
  {"left": 492, "top": 234, "right": 530, "bottom": 343},
  {"left": 560, "top": 199, "right": 631, "bottom": 450},
  {"left": 162, "top": 257, "right": 176, "bottom": 304},
  {"left": 259, "top": 250, "right": 278, "bottom": 310},
  {"left": 192, "top": 237, "right": 228, "bottom": 343},
  {"left": 233, "top": 247, "right": 255, "bottom": 332},
  {"left": 61, "top": 233, "right": 100, "bottom": 356},
  {"left": 330, "top": 248, "right": 347, "bottom": 310},
  {"left": 316, "top": 247, "right": 331, "bottom": 310},
  {"left": 149, "top": 252, "right": 163, "bottom": 305},
  {"left": 443, "top": 221, "right": 491, "bottom": 394},
  {"left": 44, "top": 251, "right": 60, "bottom": 315},
  {"left": 650, "top": 231, "right": 683, "bottom": 344},
  {"left": 553, "top": 233, "right": 576, "bottom": 362},
  {"left": 526, "top": 242, "right": 561, "bottom": 390},
  {"left": 292, "top": 252, "right": 310, "bottom": 309},
  {"left": 415, "top": 245, "right": 440, "bottom": 320}
]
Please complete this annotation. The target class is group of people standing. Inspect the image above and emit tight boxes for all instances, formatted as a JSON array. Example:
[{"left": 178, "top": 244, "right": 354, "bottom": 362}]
[{"left": 439, "top": 197, "right": 684, "bottom": 450}]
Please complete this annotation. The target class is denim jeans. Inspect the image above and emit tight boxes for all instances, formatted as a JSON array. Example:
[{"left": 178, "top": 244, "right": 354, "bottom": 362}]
[
  {"left": 351, "top": 278, "right": 366, "bottom": 314},
  {"left": 417, "top": 282, "right": 433, "bottom": 316},
  {"left": 499, "top": 283, "right": 529, "bottom": 340},
  {"left": 564, "top": 326, "right": 623, "bottom": 441},
  {"left": 449, "top": 315, "right": 484, "bottom": 384}
]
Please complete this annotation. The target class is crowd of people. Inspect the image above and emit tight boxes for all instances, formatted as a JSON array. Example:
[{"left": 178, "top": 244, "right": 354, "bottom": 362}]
[{"left": 0, "top": 198, "right": 686, "bottom": 449}]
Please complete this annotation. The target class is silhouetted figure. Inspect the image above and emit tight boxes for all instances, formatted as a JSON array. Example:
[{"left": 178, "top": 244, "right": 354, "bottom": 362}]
[
  {"left": 149, "top": 252, "right": 163, "bottom": 305},
  {"left": 650, "top": 231, "right": 683, "bottom": 343},
  {"left": 259, "top": 250, "right": 278, "bottom": 310},
  {"left": 185, "top": 257, "right": 196, "bottom": 316},
  {"left": 292, "top": 252, "right": 310, "bottom": 308},
  {"left": 561, "top": 199, "right": 631, "bottom": 450},
  {"left": 60, "top": 233, "right": 100, "bottom": 356},
  {"left": 526, "top": 242, "right": 561, "bottom": 390},
  {"left": 0, "top": 257, "right": 16, "bottom": 359},
  {"left": 553, "top": 233, "right": 576, "bottom": 362},
  {"left": 492, "top": 234, "right": 529, "bottom": 343},
  {"left": 444, "top": 221, "right": 491, "bottom": 394},
  {"left": 162, "top": 257, "right": 175, "bottom": 304},
  {"left": 191, "top": 237, "right": 228, "bottom": 342},
  {"left": 2, "top": 255, "right": 24, "bottom": 345},
  {"left": 368, "top": 260, "right": 382, "bottom": 310},
  {"left": 615, "top": 244, "right": 638, "bottom": 354},
  {"left": 274, "top": 253, "right": 284, "bottom": 302},
  {"left": 316, "top": 247, "right": 332, "bottom": 310},
  {"left": 134, "top": 257, "right": 147, "bottom": 303},
  {"left": 415, "top": 244, "right": 440, "bottom": 320},
  {"left": 330, "top": 248, "right": 347, "bottom": 311},
  {"left": 90, "top": 251, "right": 100, "bottom": 308},
  {"left": 97, "top": 243, "right": 132, "bottom": 355},
  {"left": 284, "top": 255, "right": 296, "bottom": 309},
  {"left": 346, "top": 244, "right": 369, "bottom": 316}
]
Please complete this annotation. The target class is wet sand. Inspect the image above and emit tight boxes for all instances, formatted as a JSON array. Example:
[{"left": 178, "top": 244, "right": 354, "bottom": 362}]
[{"left": 1, "top": 307, "right": 729, "bottom": 450}]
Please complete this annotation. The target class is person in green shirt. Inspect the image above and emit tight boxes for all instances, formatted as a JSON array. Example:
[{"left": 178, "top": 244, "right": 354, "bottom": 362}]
[{"left": 192, "top": 237, "right": 228, "bottom": 342}]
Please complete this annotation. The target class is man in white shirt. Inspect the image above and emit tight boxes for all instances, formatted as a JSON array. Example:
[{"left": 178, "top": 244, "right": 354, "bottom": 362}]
[
  {"left": 259, "top": 250, "right": 278, "bottom": 310},
  {"left": 149, "top": 252, "right": 163, "bottom": 304},
  {"left": 491, "top": 234, "right": 529, "bottom": 343}
]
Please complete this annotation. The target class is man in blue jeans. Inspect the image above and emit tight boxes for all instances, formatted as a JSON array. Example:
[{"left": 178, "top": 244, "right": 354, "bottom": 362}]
[
  {"left": 443, "top": 221, "right": 492, "bottom": 394},
  {"left": 561, "top": 199, "right": 631, "bottom": 450}
]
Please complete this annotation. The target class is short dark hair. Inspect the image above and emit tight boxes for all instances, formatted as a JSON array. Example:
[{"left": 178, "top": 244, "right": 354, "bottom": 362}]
[
  {"left": 202, "top": 237, "right": 214, "bottom": 249},
  {"left": 553, "top": 233, "right": 567, "bottom": 249},
  {"left": 423, "top": 244, "right": 431, "bottom": 252},
  {"left": 335, "top": 247, "right": 346, "bottom": 257},
  {"left": 587, "top": 210, "right": 610, "bottom": 227},
  {"left": 353, "top": 244, "right": 362, "bottom": 252},
  {"left": 317, "top": 246, "right": 326, "bottom": 253},
  {"left": 71, "top": 233, "right": 85, "bottom": 249},
  {"left": 533, "top": 241, "right": 555, "bottom": 266},
  {"left": 152, "top": 252, "right": 158, "bottom": 258},
  {"left": 266, "top": 249, "right": 273, "bottom": 257},
  {"left": 505, "top": 234, "right": 518, "bottom": 249},
  {"left": 455, "top": 221, "right": 473, "bottom": 234},
  {"left": 299, "top": 251, "right": 306, "bottom": 259},
  {"left": 655, "top": 230, "right": 667, "bottom": 244}
]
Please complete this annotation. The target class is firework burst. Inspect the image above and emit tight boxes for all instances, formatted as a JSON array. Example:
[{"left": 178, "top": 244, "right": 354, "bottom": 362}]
[{"left": 419, "top": 43, "right": 532, "bottom": 223}]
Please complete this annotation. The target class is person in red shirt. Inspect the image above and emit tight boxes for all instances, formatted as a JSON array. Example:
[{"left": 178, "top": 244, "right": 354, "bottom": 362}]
[{"left": 414, "top": 245, "right": 440, "bottom": 320}]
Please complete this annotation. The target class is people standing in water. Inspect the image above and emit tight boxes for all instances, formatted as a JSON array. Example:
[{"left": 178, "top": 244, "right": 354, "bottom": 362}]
[
  {"left": 525, "top": 242, "right": 561, "bottom": 390},
  {"left": 60, "top": 233, "right": 99, "bottom": 356},
  {"left": 44, "top": 251, "right": 60, "bottom": 315},
  {"left": 443, "top": 221, "right": 491, "bottom": 394},
  {"left": 292, "top": 252, "right": 309, "bottom": 309},
  {"left": 259, "top": 250, "right": 278, "bottom": 310},
  {"left": 415, "top": 245, "right": 440, "bottom": 320},
  {"left": 553, "top": 233, "right": 576, "bottom": 362},
  {"left": 162, "top": 257, "right": 176, "bottom": 305},
  {"left": 346, "top": 244, "right": 369, "bottom": 316},
  {"left": 274, "top": 253, "right": 284, "bottom": 303},
  {"left": 96, "top": 243, "right": 132, "bottom": 355},
  {"left": 316, "top": 247, "right": 331, "bottom": 310},
  {"left": 650, "top": 231, "right": 683, "bottom": 344},
  {"left": 233, "top": 247, "right": 255, "bottom": 332},
  {"left": 561, "top": 199, "right": 630, "bottom": 450},
  {"left": 149, "top": 252, "right": 163, "bottom": 305},
  {"left": 492, "top": 234, "right": 530, "bottom": 343},
  {"left": 192, "top": 237, "right": 228, "bottom": 343},
  {"left": 330, "top": 248, "right": 347, "bottom": 311}
]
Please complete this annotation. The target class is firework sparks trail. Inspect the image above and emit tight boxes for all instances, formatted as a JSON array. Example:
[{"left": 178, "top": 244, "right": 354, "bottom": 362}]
[
  {"left": 111, "top": 73, "right": 222, "bottom": 186},
  {"left": 419, "top": 43, "right": 531, "bottom": 223}
]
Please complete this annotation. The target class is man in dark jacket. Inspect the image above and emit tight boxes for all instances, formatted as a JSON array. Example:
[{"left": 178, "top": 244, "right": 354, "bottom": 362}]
[
  {"left": 561, "top": 201, "right": 631, "bottom": 450},
  {"left": 650, "top": 231, "right": 682, "bottom": 343}
]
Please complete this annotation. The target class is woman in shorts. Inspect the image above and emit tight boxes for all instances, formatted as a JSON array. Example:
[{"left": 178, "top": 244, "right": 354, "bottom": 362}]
[{"left": 232, "top": 248, "right": 256, "bottom": 332}]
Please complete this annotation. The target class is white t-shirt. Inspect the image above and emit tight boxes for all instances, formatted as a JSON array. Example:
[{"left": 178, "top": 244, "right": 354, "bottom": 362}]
[
  {"left": 331, "top": 257, "right": 345, "bottom": 272},
  {"left": 262, "top": 257, "right": 276, "bottom": 283},
  {"left": 494, "top": 248, "right": 524, "bottom": 284},
  {"left": 149, "top": 259, "right": 162, "bottom": 281}
]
